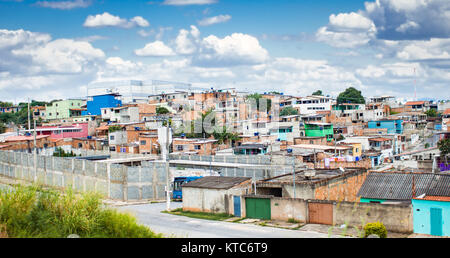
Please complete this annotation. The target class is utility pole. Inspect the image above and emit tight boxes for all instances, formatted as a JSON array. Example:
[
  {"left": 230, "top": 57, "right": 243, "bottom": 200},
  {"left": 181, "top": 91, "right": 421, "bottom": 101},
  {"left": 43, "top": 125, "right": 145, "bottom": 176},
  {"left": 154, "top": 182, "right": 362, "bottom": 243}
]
[
  {"left": 27, "top": 98, "right": 31, "bottom": 131},
  {"left": 292, "top": 155, "right": 296, "bottom": 198},
  {"left": 313, "top": 148, "right": 317, "bottom": 169},
  {"left": 33, "top": 119, "right": 37, "bottom": 182},
  {"left": 164, "top": 125, "right": 172, "bottom": 211}
]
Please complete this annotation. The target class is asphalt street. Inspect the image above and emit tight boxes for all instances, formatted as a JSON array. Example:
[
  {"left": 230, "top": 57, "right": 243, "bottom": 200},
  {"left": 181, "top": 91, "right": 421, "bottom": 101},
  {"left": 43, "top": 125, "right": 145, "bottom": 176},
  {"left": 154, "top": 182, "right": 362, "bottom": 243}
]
[{"left": 116, "top": 202, "right": 330, "bottom": 238}]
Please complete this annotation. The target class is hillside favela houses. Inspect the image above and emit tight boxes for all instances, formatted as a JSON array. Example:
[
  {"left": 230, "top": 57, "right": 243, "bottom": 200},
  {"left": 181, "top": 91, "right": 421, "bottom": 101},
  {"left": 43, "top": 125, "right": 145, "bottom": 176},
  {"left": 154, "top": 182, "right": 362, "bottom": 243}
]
[{"left": 0, "top": 79, "right": 449, "bottom": 238}]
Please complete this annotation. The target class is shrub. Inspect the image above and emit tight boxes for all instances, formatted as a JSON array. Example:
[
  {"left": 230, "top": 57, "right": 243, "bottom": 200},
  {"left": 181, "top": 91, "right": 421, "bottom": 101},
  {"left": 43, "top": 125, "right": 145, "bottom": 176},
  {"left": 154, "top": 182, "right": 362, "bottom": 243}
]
[
  {"left": 363, "top": 222, "right": 387, "bottom": 238},
  {"left": 0, "top": 185, "right": 162, "bottom": 238}
]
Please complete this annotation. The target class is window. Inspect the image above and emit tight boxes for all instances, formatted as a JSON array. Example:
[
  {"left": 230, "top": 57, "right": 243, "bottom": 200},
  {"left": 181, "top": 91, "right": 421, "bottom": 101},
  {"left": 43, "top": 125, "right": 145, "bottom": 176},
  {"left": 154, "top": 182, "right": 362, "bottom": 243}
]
[
  {"left": 140, "top": 140, "right": 146, "bottom": 145},
  {"left": 78, "top": 143, "right": 83, "bottom": 148},
  {"left": 110, "top": 146, "right": 116, "bottom": 151},
  {"left": 195, "top": 145, "right": 201, "bottom": 150},
  {"left": 377, "top": 122, "right": 381, "bottom": 127},
  {"left": 177, "top": 145, "right": 183, "bottom": 151},
  {"left": 110, "top": 135, "right": 115, "bottom": 140}
]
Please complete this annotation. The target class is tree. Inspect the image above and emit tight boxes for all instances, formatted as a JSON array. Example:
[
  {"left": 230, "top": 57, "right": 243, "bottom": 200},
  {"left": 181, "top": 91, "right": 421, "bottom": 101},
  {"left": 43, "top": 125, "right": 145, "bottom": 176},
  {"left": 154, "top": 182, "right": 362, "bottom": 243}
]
[
  {"left": 0, "top": 123, "right": 6, "bottom": 134},
  {"left": 280, "top": 107, "right": 299, "bottom": 116},
  {"left": 438, "top": 138, "right": 450, "bottom": 164},
  {"left": 181, "top": 109, "right": 217, "bottom": 139},
  {"left": 246, "top": 93, "right": 272, "bottom": 112},
  {"left": 312, "top": 90, "right": 323, "bottom": 96},
  {"left": 425, "top": 109, "right": 438, "bottom": 117},
  {"left": 156, "top": 106, "right": 170, "bottom": 115},
  {"left": 108, "top": 125, "right": 122, "bottom": 133},
  {"left": 212, "top": 126, "right": 241, "bottom": 146},
  {"left": 0, "top": 101, "right": 13, "bottom": 108},
  {"left": 337, "top": 87, "right": 365, "bottom": 104}
]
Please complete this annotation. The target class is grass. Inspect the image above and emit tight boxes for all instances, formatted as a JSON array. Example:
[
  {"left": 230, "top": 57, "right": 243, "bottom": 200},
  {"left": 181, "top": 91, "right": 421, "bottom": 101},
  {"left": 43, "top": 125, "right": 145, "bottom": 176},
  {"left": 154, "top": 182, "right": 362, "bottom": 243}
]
[
  {"left": 0, "top": 184, "right": 163, "bottom": 238},
  {"left": 162, "top": 208, "right": 234, "bottom": 221}
]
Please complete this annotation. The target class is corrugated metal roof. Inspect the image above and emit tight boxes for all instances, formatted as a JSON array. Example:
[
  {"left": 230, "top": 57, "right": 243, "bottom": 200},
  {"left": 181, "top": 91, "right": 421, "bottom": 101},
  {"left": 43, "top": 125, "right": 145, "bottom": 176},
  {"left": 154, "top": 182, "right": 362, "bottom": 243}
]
[
  {"left": 183, "top": 176, "right": 251, "bottom": 190},
  {"left": 425, "top": 174, "right": 450, "bottom": 196},
  {"left": 357, "top": 172, "right": 436, "bottom": 200}
]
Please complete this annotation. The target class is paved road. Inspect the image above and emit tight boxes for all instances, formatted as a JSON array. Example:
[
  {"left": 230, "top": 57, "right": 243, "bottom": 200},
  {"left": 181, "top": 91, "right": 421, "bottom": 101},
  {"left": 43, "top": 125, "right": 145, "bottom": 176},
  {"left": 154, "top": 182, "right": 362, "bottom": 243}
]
[{"left": 116, "top": 202, "right": 330, "bottom": 238}]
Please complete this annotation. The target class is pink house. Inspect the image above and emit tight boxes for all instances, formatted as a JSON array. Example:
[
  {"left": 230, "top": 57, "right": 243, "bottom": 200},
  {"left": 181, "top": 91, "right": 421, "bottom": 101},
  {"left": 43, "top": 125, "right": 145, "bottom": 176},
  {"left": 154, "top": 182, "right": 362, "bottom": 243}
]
[{"left": 29, "top": 123, "right": 89, "bottom": 139}]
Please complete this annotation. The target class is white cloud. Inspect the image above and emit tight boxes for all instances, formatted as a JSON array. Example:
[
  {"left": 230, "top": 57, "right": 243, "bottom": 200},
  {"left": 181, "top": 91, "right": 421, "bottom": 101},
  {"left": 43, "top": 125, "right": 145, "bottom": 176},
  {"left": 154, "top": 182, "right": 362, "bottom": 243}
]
[
  {"left": 35, "top": 0, "right": 91, "bottom": 10},
  {"left": 134, "top": 41, "right": 176, "bottom": 57},
  {"left": 174, "top": 26, "right": 199, "bottom": 55},
  {"left": 316, "top": 12, "right": 376, "bottom": 48},
  {"left": 193, "top": 33, "right": 269, "bottom": 67},
  {"left": 396, "top": 38, "right": 450, "bottom": 61},
  {"left": 396, "top": 21, "right": 420, "bottom": 33},
  {"left": 130, "top": 16, "right": 150, "bottom": 27},
  {"left": 12, "top": 39, "right": 105, "bottom": 73},
  {"left": 83, "top": 12, "right": 150, "bottom": 28},
  {"left": 162, "top": 0, "right": 217, "bottom": 6},
  {"left": 0, "top": 29, "right": 106, "bottom": 101},
  {"left": 0, "top": 29, "right": 51, "bottom": 49},
  {"left": 198, "top": 14, "right": 231, "bottom": 26},
  {"left": 328, "top": 12, "right": 375, "bottom": 32},
  {"left": 365, "top": 0, "right": 450, "bottom": 40}
]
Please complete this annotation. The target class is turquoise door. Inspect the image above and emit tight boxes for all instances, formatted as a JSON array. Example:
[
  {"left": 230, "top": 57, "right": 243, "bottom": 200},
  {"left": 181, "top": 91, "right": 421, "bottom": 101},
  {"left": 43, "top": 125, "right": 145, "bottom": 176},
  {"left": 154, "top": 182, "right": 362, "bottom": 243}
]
[
  {"left": 233, "top": 196, "right": 241, "bottom": 217},
  {"left": 430, "top": 208, "right": 443, "bottom": 236}
]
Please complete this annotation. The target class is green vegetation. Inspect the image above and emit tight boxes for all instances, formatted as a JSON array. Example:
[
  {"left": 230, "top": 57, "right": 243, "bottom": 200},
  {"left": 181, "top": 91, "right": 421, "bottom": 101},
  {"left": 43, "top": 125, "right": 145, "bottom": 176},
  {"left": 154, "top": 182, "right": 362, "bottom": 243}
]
[
  {"left": 177, "top": 109, "right": 216, "bottom": 139},
  {"left": 212, "top": 126, "right": 241, "bottom": 145},
  {"left": 0, "top": 185, "right": 162, "bottom": 238},
  {"left": 156, "top": 106, "right": 170, "bottom": 115},
  {"left": 246, "top": 93, "right": 272, "bottom": 112},
  {"left": 425, "top": 109, "right": 438, "bottom": 118},
  {"left": 163, "top": 208, "right": 233, "bottom": 221},
  {"left": 0, "top": 123, "right": 5, "bottom": 134},
  {"left": 312, "top": 90, "right": 323, "bottom": 96},
  {"left": 280, "top": 107, "right": 299, "bottom": 116},
  {"left": 0, "top": 101, "right": 13, "bottom": 108},
  {"left": 52, "top": 147, "right": 78, "bottom": 157},
  {"left": 337, "top": 87, "right": 365, "bottom": 104},
  {"left": 438, "top": 138, "right": 450, "bottom": 164},
  {"left": 0, "top": 100, "right": 52, "bottom": 127},
  {"left": 108, "top": 125, "right": 122, "bottom": 133},
  {"left": 363, "top": 222, "right": 387, "bottom": 238}
]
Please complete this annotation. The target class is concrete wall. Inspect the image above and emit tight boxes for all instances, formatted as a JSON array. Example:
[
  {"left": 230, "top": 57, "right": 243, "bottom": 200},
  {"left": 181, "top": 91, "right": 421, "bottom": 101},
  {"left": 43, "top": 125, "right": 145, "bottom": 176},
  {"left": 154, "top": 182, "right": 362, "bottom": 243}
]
[
  {"left": 240, "top": 196, "right": 413, "bottom": 233},
  {"left": 0, "top": 150, "right": 167, "bottom": 202},
  {"left": 183, "top": 186, "right": 251, "bottom": 214},
  {"left": 270, "top": 197, "right": 308, "bottom": 222},
  {"left": 334, "top": 201, "right": 413, "bottom": 233}
]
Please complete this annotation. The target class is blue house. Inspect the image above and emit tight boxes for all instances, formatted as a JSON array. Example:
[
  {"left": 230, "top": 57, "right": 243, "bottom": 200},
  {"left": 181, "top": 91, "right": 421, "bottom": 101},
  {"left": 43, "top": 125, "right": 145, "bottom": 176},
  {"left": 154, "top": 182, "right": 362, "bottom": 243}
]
[
  {"left": 269, "top": 126, "right": 293, "bottom": 141},
  {"left": 367, "top": 119, "right": 403, "bottom": 134},
  {"left": 82, "top": 93, "right": 122, "bottom": 116},
  {"left": 412, "top": 174, "right": 450, "bottom": 237}
]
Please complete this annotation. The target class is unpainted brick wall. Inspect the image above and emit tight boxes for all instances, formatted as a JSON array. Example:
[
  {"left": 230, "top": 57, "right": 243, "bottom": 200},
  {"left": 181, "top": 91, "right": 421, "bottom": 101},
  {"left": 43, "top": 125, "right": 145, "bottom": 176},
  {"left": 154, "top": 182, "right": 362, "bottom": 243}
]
[{"left": 313, "top": 170, "right": 369, "bottom": 202}]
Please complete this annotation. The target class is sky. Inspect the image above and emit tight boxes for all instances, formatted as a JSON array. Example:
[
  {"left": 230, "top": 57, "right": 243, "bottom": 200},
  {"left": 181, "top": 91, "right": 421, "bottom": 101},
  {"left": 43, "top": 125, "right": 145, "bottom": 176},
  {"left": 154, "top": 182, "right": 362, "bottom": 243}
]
[{"left": 0, "top": 0, "right": 449, "bottom": 103}]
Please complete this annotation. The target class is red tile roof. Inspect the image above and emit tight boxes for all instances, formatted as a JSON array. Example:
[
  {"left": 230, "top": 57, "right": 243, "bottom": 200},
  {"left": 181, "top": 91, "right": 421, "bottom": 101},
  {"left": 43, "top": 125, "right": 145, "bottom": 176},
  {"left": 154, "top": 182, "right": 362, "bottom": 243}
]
[
  {"left": 405, "top": 101, "right": 426, "bottom": 106},
  {"left": 414, "top": 196, "right": 450, "bottom": 202},
  {"left": 5, "top": 135, "right": 49, "bottom": 142},
  {"left": 369, "top": 137, "right": 392, "bottom": 142},
  {"left": 444, "top": 108, "right": 450, "bottom": 115}
]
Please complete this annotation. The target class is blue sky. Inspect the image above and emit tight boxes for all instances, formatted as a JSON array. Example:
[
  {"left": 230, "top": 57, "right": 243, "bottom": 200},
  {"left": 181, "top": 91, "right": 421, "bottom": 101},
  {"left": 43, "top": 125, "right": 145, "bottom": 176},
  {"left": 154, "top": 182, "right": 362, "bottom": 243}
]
[{"left": 0, "top": 0, "right": 449, "bottom": 102}]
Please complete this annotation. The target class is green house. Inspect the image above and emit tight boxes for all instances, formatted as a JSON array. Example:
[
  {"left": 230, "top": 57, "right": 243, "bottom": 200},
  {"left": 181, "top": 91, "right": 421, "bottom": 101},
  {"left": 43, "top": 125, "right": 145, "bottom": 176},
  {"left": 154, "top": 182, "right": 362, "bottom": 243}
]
[
  {"left": 304, "top": 123, "right": 334, "bottom": 142},
  {"left": 45, "top": 99, "right": 86, "bottom": 120}
]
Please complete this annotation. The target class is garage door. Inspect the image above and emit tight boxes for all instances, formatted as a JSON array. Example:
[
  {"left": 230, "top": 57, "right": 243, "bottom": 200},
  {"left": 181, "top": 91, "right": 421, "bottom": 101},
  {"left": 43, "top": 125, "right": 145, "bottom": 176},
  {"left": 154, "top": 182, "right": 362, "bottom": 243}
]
[
  {"left": 245, "top": 198, "right": 271, "bottom": 220},
  {"left": 308, "top": 202, "right": 333, "bottom": 225}
]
